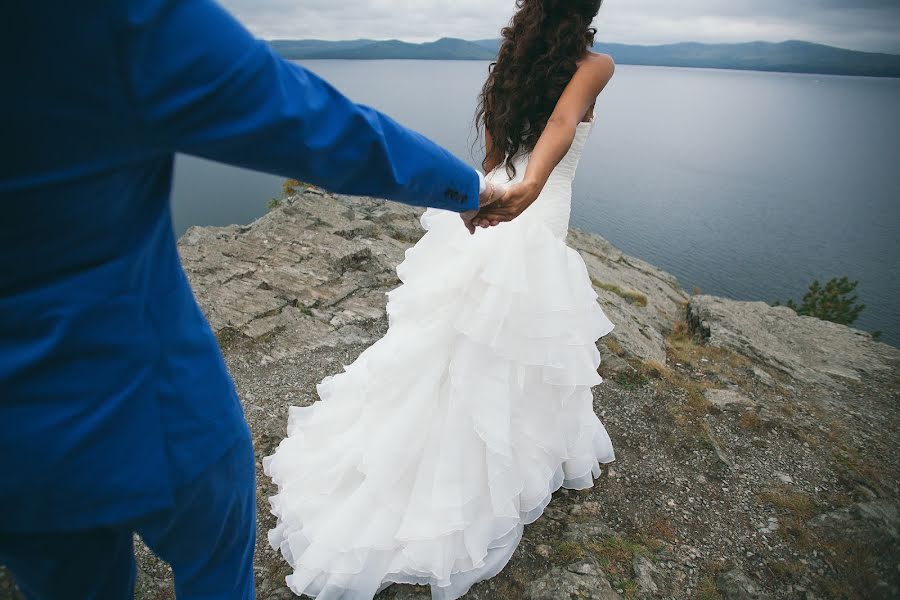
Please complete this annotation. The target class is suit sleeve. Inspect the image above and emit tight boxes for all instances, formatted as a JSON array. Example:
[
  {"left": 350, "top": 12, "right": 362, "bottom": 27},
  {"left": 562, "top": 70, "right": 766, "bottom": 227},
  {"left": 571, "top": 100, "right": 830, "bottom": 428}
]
[{"left": 121, "top": 0, "right": 479, "bottom": 212}]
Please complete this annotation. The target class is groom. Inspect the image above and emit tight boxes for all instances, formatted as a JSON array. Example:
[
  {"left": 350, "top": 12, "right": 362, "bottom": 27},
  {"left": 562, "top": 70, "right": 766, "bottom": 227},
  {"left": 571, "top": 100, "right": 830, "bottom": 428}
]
[{"left": 0, "top": 1, "right": 504, "bottom": 598}]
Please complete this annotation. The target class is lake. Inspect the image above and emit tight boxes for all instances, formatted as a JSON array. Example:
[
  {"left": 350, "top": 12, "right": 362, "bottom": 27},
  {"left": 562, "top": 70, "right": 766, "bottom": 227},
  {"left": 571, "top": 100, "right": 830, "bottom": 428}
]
[{"left": 171, "top": 61, "right": 900, "bottom": 347}]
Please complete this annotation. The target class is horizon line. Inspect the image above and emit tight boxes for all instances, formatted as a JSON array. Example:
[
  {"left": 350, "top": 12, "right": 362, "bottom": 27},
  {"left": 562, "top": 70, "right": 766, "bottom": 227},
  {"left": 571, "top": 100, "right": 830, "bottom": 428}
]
[{"left": 265, "top": 37, "right": 900, "bottom": 57}]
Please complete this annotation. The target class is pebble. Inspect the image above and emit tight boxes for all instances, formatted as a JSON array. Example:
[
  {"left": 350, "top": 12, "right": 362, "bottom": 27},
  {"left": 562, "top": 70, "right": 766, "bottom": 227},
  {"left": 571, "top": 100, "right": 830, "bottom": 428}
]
[{"left": 776, "top": 471, "right": 795, "bottom": 484}]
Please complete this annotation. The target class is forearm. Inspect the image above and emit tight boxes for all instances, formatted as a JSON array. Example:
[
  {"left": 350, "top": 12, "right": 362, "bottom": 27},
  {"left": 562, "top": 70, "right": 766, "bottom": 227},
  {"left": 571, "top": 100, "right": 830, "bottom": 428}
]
[
  {"left": 521, "top": 119, "right": 578, "bottom": 190},
  {"left": 178, "top": 53, "right": 481, "bottom": 211}
]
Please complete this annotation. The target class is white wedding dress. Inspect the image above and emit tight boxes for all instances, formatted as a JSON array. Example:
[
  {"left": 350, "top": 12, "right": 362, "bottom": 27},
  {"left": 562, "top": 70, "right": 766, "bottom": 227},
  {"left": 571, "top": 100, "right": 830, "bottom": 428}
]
[{"left": 263, "top": 117, "right": 616, "bottom": 600}]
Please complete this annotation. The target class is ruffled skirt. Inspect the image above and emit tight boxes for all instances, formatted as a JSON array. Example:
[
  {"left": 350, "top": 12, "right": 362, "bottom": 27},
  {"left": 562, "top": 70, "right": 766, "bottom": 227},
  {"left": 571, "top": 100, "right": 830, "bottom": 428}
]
[{"left": 263, "top": 205, "right": 616, "bottom": 599}]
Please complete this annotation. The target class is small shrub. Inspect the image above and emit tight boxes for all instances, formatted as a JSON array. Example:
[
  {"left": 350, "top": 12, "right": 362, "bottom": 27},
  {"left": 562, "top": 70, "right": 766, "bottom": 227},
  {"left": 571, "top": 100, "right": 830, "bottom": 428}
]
[
  {"left": 554, "top": 541, "right": 586, "bottom": 563},
  {"left": 696, "top": 576, "right": 721, "bottom": 600},
  {"left": 614, "top": 370, "right": 651, "bottom": 389},
  {"left": 773, "top": 276, "right": 865, "bottom": 326},
  {"left": 270, "top": 178, "right": 313, "bottom": 211},
  {"left": 637, "top": 359, "right": 669, "bottom": 380},
  {"left": 282, "top": 178, "right": 303, "bottom": 197}
]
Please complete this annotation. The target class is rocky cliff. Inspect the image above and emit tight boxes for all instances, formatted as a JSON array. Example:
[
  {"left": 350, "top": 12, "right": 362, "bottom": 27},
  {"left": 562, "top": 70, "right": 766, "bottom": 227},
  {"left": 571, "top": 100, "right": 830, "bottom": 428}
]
[{"left": 2, "top": 190, "right": 898, "bottom": 600}]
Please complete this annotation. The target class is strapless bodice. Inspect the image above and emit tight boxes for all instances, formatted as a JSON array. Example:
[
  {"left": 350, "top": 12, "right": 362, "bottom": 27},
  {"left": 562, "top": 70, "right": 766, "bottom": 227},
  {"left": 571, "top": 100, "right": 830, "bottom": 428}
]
[{"left": 484, "top": 118, "right": 595, "bottom": 239}]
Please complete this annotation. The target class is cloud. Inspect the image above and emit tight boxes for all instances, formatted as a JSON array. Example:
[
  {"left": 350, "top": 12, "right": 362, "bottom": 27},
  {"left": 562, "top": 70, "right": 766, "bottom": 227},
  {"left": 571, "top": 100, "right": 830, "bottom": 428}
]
[{"left": 218, "top": 0, "right": 900, "bottom": 53}]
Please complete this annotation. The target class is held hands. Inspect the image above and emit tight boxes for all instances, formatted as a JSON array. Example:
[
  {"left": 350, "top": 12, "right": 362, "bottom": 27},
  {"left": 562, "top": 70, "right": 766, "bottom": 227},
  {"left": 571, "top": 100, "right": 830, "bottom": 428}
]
[
  {"left": 460, "top": 178, "right": 507, "bottom": 235},
  {"left": 468, "top": 180, "right": 541, "bottom": 230}
]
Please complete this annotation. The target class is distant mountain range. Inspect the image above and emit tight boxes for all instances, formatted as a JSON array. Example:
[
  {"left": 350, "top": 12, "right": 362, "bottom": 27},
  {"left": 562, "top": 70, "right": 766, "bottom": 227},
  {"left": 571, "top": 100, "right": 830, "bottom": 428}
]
[
  {"left": 267, "top": 38, "right": 900, "bottom": 78},
  {"left": 270, "top": 38, "right": 496, "bottom": 61}
]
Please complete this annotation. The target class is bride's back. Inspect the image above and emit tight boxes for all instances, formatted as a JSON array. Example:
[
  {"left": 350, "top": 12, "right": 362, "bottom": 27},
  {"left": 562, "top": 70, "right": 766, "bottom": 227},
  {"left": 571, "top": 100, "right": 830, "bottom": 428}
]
[
  {"left": 485, "top": 116, "right": 595, "bottom": 239},
  {"left": 475, "top": 0, "right": 610, "bottom": 179}
]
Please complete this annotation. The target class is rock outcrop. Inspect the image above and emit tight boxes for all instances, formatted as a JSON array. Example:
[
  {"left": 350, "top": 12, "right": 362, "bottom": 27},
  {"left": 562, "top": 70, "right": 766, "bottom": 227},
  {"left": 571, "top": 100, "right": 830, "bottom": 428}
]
[
  {"left": 688, "top": 294, "right": 898, "bottom": 391},
  {"left": 177, "top": 191, "right": 690, "bottom": 371}
]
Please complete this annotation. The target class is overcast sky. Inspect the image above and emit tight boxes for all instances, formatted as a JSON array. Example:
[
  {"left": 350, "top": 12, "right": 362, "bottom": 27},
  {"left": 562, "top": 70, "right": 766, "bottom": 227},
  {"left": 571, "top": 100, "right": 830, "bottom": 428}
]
[{"left": 218, "top": 0, "right": 900, "bottom": 54}]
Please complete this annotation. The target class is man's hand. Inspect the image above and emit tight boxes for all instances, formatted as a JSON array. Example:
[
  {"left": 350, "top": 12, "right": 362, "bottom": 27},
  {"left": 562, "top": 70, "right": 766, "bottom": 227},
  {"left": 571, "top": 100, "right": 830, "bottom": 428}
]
[
  {"left": 470, "top": 180, "right": 541, "bottom": 229},
  {"left": 461, "top": 178, "right": 506, "bottom": 235}
]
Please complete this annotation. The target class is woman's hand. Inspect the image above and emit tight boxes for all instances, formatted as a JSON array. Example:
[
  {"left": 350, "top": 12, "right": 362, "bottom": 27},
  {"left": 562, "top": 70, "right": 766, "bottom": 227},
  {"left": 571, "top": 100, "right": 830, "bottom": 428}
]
[{"left": 470, "top": 180, "right": 542, "bottom": 228}]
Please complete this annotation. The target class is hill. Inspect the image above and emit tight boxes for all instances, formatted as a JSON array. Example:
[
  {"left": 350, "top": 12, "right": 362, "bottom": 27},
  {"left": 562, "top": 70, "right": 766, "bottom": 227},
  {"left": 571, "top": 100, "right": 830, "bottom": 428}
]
[
  {"left": 275, "top": 37, "right": 495, "bottom": 61},
  {"left": 595, "top": 40, "right": 900, "bottom": 77},
  {"left": 269, "top": 37, "right": 900, "bottom": 77}
]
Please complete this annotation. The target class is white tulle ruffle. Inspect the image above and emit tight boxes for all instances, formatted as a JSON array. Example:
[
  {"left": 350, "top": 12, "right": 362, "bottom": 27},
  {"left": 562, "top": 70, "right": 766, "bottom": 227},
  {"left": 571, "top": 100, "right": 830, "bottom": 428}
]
[{"left": 263, "top": 206, "right": 616, "bottom": 600}]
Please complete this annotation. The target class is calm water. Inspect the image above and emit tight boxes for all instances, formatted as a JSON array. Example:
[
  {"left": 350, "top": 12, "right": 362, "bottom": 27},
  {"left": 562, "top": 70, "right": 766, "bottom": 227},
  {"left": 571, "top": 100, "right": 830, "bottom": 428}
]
[{"left": 172, "top": 61, "right": 900, "bottom": 347}]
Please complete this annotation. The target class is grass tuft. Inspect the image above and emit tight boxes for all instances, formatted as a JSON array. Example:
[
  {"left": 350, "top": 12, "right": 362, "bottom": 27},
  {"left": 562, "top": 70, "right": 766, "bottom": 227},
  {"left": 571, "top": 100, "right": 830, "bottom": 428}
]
[{"left": 591, "top": 278, "right": 649, "bottom": 307}]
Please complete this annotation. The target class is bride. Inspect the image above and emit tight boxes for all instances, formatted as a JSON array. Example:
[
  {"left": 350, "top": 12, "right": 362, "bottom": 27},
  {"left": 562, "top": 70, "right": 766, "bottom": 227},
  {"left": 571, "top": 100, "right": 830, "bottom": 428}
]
[{"left": 263, "top": 1, "right": 617, "bottom": 598}]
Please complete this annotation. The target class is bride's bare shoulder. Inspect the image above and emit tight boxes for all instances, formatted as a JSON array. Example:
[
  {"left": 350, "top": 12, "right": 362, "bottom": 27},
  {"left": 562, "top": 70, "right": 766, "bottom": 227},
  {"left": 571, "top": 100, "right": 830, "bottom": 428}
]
[{"left": 576, "top": 51, "right": 616, "bottom": 78}]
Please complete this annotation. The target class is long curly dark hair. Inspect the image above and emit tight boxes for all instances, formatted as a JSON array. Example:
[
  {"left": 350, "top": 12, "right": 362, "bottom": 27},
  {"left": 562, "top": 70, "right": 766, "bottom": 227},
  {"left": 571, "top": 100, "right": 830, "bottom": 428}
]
[{"left": 475, "top": 0, "right": 603, "bottom": 178}]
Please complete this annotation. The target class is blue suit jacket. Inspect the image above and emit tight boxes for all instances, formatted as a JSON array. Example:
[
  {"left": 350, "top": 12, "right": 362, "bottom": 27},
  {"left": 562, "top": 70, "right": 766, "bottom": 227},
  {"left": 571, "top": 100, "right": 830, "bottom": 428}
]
[{"left": 0, "top": 0, "right": 479, "bottom": 533}]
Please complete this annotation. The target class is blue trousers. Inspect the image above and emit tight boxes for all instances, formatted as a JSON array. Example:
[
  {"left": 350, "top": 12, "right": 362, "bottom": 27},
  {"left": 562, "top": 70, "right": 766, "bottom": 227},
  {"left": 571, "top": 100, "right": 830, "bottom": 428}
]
[{"left": 0, "top": 432, "right": 257, "bottom": 599}]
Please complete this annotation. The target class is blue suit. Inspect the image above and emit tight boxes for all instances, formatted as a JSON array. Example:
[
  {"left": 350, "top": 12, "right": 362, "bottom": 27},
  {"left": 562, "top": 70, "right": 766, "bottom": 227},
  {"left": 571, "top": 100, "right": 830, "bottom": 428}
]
[{"left": 0, "top": 0, "right": 479, "bottom": 596}]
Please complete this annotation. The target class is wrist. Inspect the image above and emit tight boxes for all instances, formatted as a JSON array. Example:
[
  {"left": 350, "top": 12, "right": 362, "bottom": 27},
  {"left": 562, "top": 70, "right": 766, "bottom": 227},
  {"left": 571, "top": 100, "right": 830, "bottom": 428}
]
[
  {"left": 476, "top": 170, "right": 487, "bottom": 194},
  {"left": 478, "top": 180, "right": 499, "bottom": 208},
  {"left": 520, "top": 178, "right": 542, "bottom": 201}
]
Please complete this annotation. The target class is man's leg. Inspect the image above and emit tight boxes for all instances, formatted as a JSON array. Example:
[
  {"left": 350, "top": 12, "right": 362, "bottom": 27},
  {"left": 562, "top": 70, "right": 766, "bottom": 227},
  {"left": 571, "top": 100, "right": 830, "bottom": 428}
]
[
  {"left": 0, "top": 526, "right": 136, "bottom": 600},
  {"left": 133, "top": 429, "right": 257, "bottom": 600}
]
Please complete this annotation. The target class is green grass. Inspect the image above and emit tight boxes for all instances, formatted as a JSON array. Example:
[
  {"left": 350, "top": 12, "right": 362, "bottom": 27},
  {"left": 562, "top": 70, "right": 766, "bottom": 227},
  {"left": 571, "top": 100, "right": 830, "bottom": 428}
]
[{"left": 591, "top": 278, "right": 648, "bottom": 307}]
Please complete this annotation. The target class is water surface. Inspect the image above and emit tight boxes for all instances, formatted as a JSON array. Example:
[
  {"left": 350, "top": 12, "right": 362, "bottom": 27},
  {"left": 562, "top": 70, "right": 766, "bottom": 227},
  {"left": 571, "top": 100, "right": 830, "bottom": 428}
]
[{"left": 171, "top": 61, "right": 900, "bottom": 346}]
